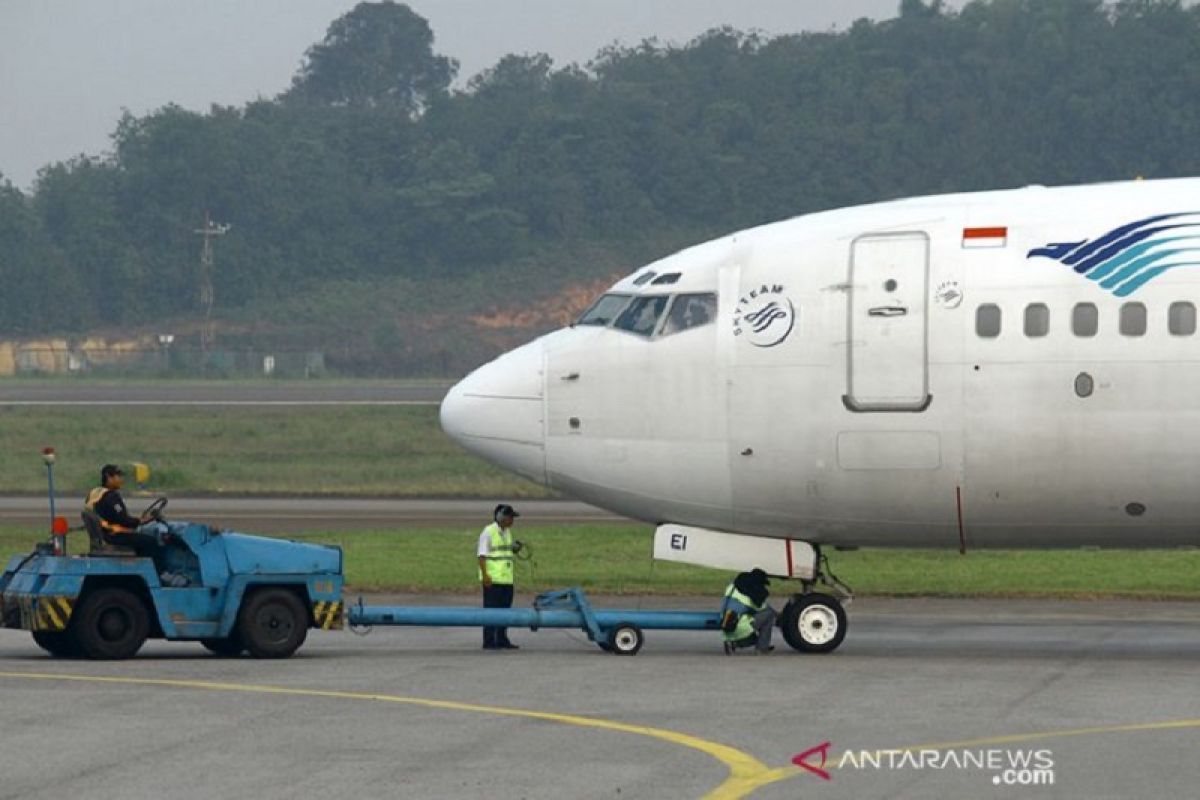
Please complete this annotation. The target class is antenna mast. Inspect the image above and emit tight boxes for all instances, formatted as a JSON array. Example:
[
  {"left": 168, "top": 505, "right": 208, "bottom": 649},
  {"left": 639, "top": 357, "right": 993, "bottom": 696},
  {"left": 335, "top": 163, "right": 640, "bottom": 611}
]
[{"left": 194, "top": 210, "right": 230, "bottom": 362}]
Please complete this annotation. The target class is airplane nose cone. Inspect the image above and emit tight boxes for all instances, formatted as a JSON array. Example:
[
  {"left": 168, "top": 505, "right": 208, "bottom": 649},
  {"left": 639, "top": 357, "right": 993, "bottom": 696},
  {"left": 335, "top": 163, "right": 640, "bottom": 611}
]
[{"left": 440, "top": 340, "right": 546, "bottom": 484}]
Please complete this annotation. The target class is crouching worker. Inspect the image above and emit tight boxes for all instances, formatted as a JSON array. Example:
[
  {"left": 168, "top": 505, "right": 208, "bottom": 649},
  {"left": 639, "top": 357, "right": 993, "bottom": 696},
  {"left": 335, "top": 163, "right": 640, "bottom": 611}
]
[{"left": 720, "top": 567, "right": 776, "bottom": 655}]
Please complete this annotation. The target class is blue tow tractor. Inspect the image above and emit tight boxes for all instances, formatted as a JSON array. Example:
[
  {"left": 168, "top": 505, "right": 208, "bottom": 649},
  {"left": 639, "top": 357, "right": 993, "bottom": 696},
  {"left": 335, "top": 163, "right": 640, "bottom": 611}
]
[
  {"left": 1, "top": 499, "right": 345, "bottom": 659},
  {"left": 1, "top": 498, "right": 847, "bottom": 659}
]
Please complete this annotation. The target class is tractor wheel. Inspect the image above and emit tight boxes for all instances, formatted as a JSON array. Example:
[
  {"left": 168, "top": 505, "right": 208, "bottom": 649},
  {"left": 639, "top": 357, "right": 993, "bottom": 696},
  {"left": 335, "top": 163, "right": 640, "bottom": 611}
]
[
  {"left": 779, "top": 593, "right": 847, "bottom": 654},
  {"left": 200, "top": 636, "right": 245, "bottom": 657},
  {"left": 237, "top": 588, "right": 308, "bottom": 659},
  {"left": 74, "top": 588, "right": 151, "bottom": 660},
  {"left": 32, "top": 630, "right": 81, "bottom": 658}
]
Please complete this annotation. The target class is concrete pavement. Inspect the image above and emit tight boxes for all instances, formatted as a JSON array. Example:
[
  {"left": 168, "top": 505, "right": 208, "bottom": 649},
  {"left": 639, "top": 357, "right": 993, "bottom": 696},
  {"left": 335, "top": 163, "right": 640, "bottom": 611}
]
[{"left": 1, "top": 597, "right": 1196, "bottom": 799}]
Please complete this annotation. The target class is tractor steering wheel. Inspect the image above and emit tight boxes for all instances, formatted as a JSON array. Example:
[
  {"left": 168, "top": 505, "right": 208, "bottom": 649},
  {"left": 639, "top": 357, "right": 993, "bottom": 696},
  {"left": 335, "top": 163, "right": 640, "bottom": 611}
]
[{"left": 143, "top": 496, "right": 169, "bottom": 522}]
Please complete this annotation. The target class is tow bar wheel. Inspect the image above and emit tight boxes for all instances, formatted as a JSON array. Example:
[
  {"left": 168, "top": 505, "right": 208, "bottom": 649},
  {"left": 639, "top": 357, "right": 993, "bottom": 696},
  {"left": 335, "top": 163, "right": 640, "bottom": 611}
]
[
  {"left": 780, "top": 593, "right": 847, "bottom": 654},
  {"left": 606, "top": 623, "right": 644, "bottom": 656}
]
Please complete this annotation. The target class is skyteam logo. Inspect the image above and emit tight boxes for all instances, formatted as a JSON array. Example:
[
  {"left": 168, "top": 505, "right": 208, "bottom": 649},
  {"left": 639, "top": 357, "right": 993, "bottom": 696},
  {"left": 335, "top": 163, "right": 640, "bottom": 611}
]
[
  {"left": 733, "top": 284, "right": 795, "bottom": 347},
  {"left": 1028, "top": 212, "right": 1200, "bottom": 297}
]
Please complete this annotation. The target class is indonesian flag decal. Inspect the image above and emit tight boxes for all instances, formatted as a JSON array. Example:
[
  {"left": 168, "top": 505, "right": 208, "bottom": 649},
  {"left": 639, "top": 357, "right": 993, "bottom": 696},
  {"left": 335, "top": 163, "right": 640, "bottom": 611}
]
[{"left": 962, "top": 226, "right": 1008, "bottom": 248}]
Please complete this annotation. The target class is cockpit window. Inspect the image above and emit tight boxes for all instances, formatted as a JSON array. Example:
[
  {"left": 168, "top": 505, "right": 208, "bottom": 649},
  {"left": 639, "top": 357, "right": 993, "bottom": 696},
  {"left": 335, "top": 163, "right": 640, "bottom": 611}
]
[
  {"left": 651, "top": 272, "right": 681, "bottom": 285},
  {"left": 577, "top": 293, "right": 631, "bottom": 326},
  {"left": 614, "top": 295, "right": 670, "bottom": 337},
  {"left": 632, "top": 271, "right": 657, "bottom": 286},
  {"left": 661, "top": 293, "right": 717, "bottom": 336}
]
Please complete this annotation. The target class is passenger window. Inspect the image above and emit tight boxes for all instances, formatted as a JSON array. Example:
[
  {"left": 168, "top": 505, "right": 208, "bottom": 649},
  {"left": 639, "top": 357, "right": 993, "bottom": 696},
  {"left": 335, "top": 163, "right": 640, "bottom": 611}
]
[
  {"left": 662, "top": 293, "right": 718, "bottom": 336},
  {"left": 577, "top": 293, "right": 631, "bottom": 327},
  {"left": 614, "top": 295, "right": 670, "bottom": 337},
  {"left": 1072, "top": 303, "right": 1098, "bottom": 337},
  {"left": 1169, "top": 302, "right": 1196, "bottom": 336},
  {"left": 1024, "top": 303, "right": 1049, "bottom": 337},
  {"left": 1120, "top": 302, "right": 1147, "bottom": 337},
  {"left": 976, "top": 304, "right": 1001, "bottom": 338}
]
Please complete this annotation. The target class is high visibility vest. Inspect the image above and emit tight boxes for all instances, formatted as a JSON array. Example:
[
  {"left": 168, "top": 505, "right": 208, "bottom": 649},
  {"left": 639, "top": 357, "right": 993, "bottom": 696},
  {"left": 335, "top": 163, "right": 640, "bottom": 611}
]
[
  {"left": 478, "top": 522, "right": 515, "bottom": 585},
  {"left": 85, "top": 487, "right": 135, "bottom": 535},
  {"left": 721, "top": 583, "right": 762, "bottom": 643}
]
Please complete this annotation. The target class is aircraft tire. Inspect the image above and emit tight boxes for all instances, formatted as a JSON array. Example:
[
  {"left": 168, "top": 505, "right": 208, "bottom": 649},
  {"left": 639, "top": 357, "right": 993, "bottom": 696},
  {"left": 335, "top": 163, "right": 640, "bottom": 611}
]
[{"left": 779, "top": 594, "right": 847, "bottom": 654}]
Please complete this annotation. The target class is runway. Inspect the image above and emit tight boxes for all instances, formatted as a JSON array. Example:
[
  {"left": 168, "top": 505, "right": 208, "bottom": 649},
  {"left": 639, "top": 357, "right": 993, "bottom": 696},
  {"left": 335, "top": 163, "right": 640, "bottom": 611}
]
[
  {"left": 1, "top": 597, "right": 1197, "bottom": 799},
  {"left": 0, "top": 380, "right": 451, "bottom": 405},
  {"left": 0, "top": 496, "right": 625, "bottom": 531}
]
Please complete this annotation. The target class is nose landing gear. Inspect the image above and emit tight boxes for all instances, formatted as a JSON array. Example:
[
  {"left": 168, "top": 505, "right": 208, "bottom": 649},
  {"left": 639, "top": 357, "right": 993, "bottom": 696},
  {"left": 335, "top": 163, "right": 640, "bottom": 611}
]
[{"left": 778, "top": 547, "right": 852, "bottom": 654}]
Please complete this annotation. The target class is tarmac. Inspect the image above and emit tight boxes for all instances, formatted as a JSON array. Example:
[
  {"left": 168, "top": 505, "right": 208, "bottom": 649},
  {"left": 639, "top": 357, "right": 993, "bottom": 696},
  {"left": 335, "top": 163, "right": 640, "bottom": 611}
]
[{"left": 1, "top": 596, "right": 1197, "bottom": 800}]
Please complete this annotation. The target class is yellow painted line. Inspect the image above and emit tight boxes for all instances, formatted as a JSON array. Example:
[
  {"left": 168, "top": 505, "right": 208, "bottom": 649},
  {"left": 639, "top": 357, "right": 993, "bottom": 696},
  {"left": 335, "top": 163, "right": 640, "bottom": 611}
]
[{"left": 0, "top": 671, "right": 772, "bottom": 799}]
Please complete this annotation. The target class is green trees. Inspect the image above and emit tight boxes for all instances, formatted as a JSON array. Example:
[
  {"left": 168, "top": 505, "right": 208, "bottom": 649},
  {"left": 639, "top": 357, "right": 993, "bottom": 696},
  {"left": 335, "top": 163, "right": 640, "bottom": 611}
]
[
  {"left": 285, "top": 0, "right": 457, "bottom": 112},
  {"left": 0, "top": 178, "right": 83, "bottom": 333},
  {"left": 7, "top": 0, "right": 1200, "bottom": 370}
]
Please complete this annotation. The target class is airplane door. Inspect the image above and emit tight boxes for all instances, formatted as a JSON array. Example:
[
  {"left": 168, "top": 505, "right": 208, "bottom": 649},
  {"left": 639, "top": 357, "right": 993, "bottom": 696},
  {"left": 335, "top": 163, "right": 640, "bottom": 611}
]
[{"left": 844, "top": 232, "right": 931, "bottom": 412}]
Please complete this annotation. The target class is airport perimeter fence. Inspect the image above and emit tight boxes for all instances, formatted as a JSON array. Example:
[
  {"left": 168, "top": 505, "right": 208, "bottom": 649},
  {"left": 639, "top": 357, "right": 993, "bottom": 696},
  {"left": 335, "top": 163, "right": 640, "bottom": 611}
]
[{"left": 3, "top": 346, "right": 328, "bottom": 379}]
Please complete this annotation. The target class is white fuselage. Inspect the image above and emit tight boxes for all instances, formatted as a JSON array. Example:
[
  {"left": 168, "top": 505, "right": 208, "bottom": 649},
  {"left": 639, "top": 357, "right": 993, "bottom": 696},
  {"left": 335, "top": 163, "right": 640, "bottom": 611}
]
[{"left": 441, "top": 178, "right": 1200, "bottom": 548}]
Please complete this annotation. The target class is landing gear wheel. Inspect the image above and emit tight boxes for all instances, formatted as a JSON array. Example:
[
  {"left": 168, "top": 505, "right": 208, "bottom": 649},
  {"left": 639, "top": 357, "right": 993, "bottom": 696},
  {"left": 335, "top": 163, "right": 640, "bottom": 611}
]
[
  {"left": 237, "top": 588, "right": 308, "bottom": 659},
  {"left": 74, "top": 588, "right": 150, "bottom": 660},
  {"left": 32, "top": 630, "right": 81, "bottom": 658},
  {"left": 605, "top": 623, "right": 644, "bottom": 656},
  {"left": 200, "top": 636, "right": 245, "bottom": 656},
  {"left": 779, "top": 593, "right": 847, "bottom": 654}
]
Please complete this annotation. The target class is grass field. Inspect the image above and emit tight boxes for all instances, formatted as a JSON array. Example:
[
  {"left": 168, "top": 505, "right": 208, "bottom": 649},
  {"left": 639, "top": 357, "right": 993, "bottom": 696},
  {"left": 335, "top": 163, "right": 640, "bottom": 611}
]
[
  {"left": 4, "top": 525, "right": 1198, "bottom": 599},
  {"left": 0, "top": 377, "right": 455, "bottom": 386},
  {"left": 0, "top": 405, "right": 546, "bottom": 497}
]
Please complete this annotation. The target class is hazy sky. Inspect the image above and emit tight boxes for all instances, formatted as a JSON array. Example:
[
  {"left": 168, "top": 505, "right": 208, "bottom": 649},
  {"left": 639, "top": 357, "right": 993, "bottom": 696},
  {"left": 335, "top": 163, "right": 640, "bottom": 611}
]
[{"left": 0, "top": 0, "right": 915, "bottom": 190}]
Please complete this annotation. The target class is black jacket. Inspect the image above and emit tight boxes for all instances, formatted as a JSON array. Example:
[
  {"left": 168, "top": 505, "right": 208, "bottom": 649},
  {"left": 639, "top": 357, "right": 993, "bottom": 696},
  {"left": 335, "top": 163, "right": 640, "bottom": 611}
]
[{"left": 93, "top": 489, "right": 142, "bottom": 530}]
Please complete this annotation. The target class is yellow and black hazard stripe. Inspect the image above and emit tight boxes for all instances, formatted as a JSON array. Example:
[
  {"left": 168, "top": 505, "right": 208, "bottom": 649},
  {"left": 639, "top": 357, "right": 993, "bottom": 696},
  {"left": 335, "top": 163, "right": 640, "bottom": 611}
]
[
  {"left": 14, "top": 595, "right": 75, "bottom": 632},
  {"left": 312, "top": 600, "right": 344, "bottom": 631},
  {"left": 36, "top": 595, "right": 74, "bottom": 632}
]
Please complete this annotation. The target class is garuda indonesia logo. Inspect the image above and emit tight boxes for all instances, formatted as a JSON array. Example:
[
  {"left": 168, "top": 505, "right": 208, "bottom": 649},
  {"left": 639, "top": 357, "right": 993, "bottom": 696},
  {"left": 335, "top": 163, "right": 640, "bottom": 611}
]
[{"left": 1028, "top": 212, "right": 1200, "bottom": 297}]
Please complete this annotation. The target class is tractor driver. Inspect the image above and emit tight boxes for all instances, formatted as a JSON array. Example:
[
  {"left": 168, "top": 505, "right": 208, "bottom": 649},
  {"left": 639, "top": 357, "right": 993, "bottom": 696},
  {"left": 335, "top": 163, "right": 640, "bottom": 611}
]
[{"left": 85, "top": 464, "right": 161, "bottom": 563}]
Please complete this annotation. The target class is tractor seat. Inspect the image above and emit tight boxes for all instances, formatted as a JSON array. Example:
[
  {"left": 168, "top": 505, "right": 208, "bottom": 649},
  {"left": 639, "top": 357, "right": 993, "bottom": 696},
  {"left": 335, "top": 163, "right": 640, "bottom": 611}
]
[{"left": 81, "top": 511, "right": 137, "bottom": 557}]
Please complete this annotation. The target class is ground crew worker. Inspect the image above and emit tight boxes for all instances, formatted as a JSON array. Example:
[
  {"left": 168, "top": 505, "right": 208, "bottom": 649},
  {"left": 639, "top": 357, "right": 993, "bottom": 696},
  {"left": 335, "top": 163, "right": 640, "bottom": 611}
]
[
  {"left": 84, "top": 464, "right": 160, "bottom": 562},
  {"left": 478, "top": 503, "right": 521, "bottom": 650},
  {"left": 720, "top": 567, "right": 776, "bottom": 654}
]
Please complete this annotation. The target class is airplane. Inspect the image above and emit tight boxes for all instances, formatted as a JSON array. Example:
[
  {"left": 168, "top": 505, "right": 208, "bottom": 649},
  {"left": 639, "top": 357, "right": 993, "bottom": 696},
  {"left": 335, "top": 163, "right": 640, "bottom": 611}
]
[{"left": 439, "top": 176, "right": 1200, "bottom": 652}]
